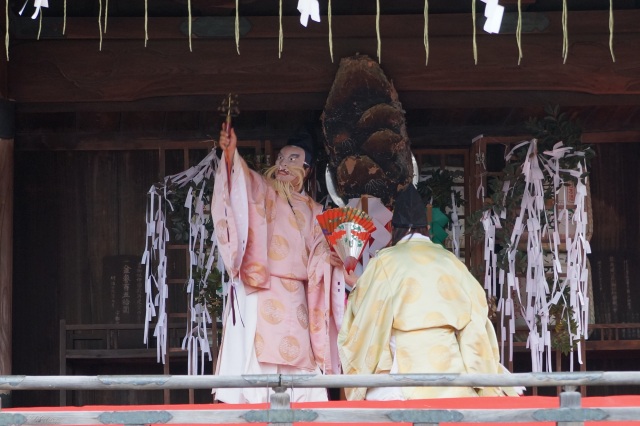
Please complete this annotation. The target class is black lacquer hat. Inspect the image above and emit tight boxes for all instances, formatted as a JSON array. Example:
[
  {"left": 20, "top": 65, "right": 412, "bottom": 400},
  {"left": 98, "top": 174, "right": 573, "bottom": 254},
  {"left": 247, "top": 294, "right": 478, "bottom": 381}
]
[{"left": 391, "top": 184, "right": 427, "bottom": 228}]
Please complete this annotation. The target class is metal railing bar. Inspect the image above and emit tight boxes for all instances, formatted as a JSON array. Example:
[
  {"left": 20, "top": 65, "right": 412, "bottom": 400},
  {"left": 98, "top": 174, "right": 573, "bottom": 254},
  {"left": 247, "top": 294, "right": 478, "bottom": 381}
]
[
  {"left": 3, "top": 372, "right": 640, "bottom": 391},
  {"left": 3, "top": 374, "right": 640, "bottom": 425}
]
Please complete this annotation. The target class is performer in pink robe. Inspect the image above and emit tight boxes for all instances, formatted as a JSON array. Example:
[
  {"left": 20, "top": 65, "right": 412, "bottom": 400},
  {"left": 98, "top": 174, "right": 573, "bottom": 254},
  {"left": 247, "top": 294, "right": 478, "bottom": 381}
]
[{"left": 211, "top": 125, "right": 346, "bottom": 403}]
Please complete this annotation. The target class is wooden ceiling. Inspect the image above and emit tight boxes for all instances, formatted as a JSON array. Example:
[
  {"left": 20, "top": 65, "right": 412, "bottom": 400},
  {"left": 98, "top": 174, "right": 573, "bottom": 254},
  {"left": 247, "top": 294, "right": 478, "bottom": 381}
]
[{"left": 5, "top": 0, "right": 640, "bottom": 145}]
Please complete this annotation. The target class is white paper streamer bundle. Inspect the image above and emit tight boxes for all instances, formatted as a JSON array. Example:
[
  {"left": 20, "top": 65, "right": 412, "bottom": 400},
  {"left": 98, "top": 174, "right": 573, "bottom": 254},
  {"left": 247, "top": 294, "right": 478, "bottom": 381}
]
[
  {"left": 481, "top": 138, "right": 591, "bottom": 372},
  {"left": 142, "top": 149, "right": 221, "bottom": 375},
  {"left": 19, "top": 0, "right": 48, "bottom": 19},
  {"left": 141, "top": 188, "right": 169, "bottom": 364},
  {"left": 450, "top": 192, "right": 463, "bottom": 259},
  {"left": 345, "top": 197, "right": 392, "bottom": 270},
  {"left": 297, "top": 0, "right": 320, "bottom": 27}
]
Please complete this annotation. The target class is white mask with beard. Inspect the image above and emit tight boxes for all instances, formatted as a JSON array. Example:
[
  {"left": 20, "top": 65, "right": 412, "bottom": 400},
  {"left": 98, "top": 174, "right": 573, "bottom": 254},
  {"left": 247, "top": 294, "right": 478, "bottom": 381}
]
[{"left": 264, "top": 145, "right": 310, "bottom": 200}]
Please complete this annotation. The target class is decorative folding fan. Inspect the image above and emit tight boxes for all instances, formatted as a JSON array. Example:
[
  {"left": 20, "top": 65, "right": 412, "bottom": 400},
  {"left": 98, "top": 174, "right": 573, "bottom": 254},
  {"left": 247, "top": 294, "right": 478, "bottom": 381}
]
[{"left": 316, "top": 207, "right": 376, "bottom": 273}]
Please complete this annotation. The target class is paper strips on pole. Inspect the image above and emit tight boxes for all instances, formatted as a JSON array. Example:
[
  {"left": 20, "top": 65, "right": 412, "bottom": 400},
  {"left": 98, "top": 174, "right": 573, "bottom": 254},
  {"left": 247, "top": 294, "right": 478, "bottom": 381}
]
[
  {"left": 479, "top": 138, "right": 590, "bottom": 373},
  {"left": 142, "top": 150, "right": 220, "bottom": 375}
]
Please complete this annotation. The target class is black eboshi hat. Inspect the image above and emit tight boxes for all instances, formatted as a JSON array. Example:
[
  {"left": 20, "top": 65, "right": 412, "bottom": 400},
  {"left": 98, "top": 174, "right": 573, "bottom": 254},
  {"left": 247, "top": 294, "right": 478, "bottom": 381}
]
[{"left": 391, "top": 184, "right": 428, "bottom": 228}]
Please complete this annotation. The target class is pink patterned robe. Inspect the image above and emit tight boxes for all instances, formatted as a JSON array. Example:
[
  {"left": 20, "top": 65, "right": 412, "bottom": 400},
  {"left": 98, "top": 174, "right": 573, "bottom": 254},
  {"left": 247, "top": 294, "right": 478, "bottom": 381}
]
[{"left": 211, "top": 150, "right": 345, "bottom": 403}]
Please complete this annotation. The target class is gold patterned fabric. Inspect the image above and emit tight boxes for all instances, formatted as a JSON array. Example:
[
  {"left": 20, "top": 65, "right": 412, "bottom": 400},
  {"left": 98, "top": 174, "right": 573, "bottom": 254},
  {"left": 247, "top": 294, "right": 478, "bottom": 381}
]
[
  {"left": 211, "top": 150, "right": 344, "bottom": 403},
  {"left": 338, "top": 236, "right": 518, "bottom": 400}
]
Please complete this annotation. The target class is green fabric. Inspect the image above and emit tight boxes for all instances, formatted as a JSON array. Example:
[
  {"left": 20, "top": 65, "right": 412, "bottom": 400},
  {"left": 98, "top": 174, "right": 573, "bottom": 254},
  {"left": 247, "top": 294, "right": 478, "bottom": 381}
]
[{"left": 430, "top": 206, "right": 449, "bottom": 245}]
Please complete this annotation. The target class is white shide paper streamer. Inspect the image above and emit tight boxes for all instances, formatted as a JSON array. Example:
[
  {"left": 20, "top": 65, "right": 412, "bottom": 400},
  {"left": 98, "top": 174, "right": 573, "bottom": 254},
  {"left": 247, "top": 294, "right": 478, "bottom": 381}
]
[
  {"left": 297, "top": 0, "right": 320, "bottom": 27},
  {"left": 481, "top": 0, "right": 505, "bottom": 34},
  {"left": 479, "top": 138, "right": 590, "bottom": 372},
  {"left": 142, "top": 150, "right": 221, "bottom": 375}
]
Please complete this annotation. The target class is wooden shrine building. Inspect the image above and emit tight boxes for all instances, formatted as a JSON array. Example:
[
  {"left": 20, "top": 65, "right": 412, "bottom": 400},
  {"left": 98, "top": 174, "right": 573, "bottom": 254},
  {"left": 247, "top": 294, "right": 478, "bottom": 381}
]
[{"left": 1, "top": 0, "right": 640, "bottom": 407}]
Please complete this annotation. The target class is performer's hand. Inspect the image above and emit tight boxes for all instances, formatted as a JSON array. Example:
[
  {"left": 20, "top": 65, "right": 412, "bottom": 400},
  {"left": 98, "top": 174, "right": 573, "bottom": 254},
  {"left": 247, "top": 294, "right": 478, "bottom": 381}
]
[
  {"left": 329, "top": 251, "right": 342, "bottom": 268},
  {"left": 219, "top": 123, "right": 237, "bottom": 154},
  {"left": 344, "top": 270, "right": 359, "bottom": 288}
]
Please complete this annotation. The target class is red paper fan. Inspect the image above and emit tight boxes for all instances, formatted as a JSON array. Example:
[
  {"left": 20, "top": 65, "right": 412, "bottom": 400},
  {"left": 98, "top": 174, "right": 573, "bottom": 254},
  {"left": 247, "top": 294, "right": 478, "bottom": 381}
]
[{"left": 316, "top": 207, "right": 376, "bottom": 273}]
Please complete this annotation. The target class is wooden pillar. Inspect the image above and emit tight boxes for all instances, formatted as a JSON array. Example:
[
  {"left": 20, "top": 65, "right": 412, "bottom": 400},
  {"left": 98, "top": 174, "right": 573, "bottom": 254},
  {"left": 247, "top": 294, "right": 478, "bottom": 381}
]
[{"left": 0, "top": 98, "right": 15, "bottom": 408}]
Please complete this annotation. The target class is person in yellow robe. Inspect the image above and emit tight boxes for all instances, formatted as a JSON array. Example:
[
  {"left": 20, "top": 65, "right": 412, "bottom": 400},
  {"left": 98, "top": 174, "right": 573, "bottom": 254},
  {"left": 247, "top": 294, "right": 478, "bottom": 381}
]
[{"left": 338, "top": 184, "right": 519, "bottom": 400}]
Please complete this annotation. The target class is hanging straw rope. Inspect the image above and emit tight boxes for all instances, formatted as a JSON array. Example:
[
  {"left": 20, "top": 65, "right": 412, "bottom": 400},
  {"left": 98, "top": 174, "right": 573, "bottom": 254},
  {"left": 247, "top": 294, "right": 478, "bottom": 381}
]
[
  {"left": 235, "top": 0, "right": 240, "bottom": 54},
  {"left": 328, "top": 0, "right": 333, "bottom": 62},
  {"left": 37, "top": 7, "right": 42, "bottom": 40},
  {"left": 104, "top": 0, "right": 108, "bottom": 33},
  {"left": 376, "top": 0, "right": 381, "bottom": 62},
  {"left": 63, "top": 0, "right": 67, "bottom": 35},
  {"left": 516, "top": 0, "right": 522, "bottom": 65},
  {"left": 609, "top": 0, "right": 615, "bottom": 62},
  {"left": 5, "top": 0, "right": 8, "bottom": 61},
  {"left": 278, "top": 0, "right": 283, "bottom": 58},
  {"left": 424, "top": 0, "right": 429, "bottom": 66},
  {"left": 562, "top": 0, "right": 568, "bottom": 63},
  {"left": 472, "top": 0, "right": 477, "bottom": 65},
  {"left": 98, "top": 0, "right": 103, "bottom": 50},
  {"left": 188, "top": 0, "right": 192, "bottom": 52},
  {"left": 144, "top": 0, "right": 149, "bottom": 47}
]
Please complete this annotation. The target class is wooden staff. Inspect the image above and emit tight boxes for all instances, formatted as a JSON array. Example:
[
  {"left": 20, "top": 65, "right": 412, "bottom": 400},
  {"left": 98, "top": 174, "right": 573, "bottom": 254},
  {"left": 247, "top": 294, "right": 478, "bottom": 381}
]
[{"left": 218, "top": 94, "right": 239, "bottom": 185}]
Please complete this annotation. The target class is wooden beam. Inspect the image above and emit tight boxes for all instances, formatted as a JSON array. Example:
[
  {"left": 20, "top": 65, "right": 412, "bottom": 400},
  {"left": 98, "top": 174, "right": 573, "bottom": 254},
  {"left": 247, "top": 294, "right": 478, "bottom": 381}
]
[
  {"left": 15, "top": 93, "right": 330, "bottom": 112},
  {"left": 582, "top": 130, "right": 640, "bottom": 144},
  {"left": 7, "top": 11, "right": 640, "bottom": 108},
  {"left": 0, "top": 137, "right": 13, "bottom": 383},
  {"left": 16, "top": 134, "right": 217, "bottom": 151},
  {"left": 0, "top": 28, "right": 13, "bottom": 404},
  {"left": 14, "top": 91, "right": 640, "bottom": 117},
  {"left": 16, "top": 125, "right": 640, "bottom": 151}
]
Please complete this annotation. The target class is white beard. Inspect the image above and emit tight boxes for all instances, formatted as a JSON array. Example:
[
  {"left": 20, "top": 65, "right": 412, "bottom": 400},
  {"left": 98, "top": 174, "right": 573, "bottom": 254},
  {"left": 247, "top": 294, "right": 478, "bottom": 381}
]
[{"left": 264, "top": 165, "right": 305, "bottom": 200}]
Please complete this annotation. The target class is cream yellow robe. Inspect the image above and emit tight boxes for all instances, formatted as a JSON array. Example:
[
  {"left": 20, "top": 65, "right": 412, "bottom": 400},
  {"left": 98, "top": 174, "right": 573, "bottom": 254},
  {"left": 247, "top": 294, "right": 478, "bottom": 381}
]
[{"left": 338, "top": 235, "right": 517, "bottom": 400}]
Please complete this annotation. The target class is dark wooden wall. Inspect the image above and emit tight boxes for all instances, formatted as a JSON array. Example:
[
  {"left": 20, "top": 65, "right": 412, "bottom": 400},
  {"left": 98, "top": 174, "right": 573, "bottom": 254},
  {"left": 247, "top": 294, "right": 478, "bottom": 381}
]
[
  {"left": 0, "top": 138, "right": 12, "bottom": 407},
  {"left": 589, "top": 143, "right": 640, "bottom": 326},
  {"left": 0, "top": 11, "right": 13, "bottom": 409},
  {"left": 12, "top": 150, "right": 159, "bottom": 405}
]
